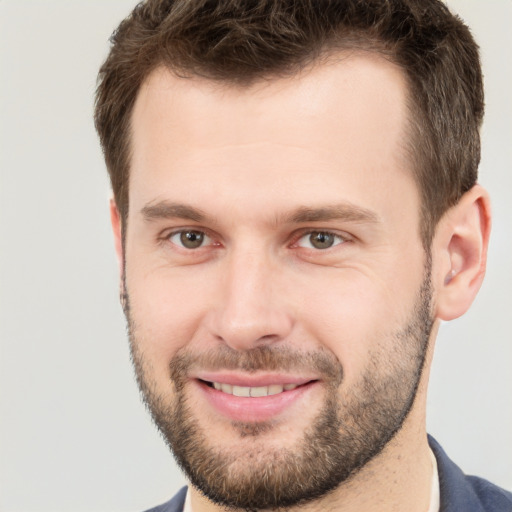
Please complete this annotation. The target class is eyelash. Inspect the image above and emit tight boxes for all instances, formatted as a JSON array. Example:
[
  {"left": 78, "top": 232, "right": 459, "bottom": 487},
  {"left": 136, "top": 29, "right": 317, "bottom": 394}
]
[
  {"left": 164, "top": 229, "right": 215, "bottom": 250},
  {"left": 293, "top": 230, "right": 349, "bottom": 250},
  {"left": 162, "top": 228, "right": 351, "bottom": 252}
]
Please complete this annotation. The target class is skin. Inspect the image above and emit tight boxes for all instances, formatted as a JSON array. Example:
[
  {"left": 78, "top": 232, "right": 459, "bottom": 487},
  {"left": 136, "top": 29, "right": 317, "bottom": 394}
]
[{"left": 111, "top": 52, "right": 491, "bottom": 511}]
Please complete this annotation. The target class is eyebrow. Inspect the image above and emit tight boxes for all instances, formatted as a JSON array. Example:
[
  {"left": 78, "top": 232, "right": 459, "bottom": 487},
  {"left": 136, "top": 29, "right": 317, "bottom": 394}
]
[
  {"left": 140, "top": 200, "right": 379, "bottom": 225},
  {"left": 141, "top": 201, "right": 206, "bottom": 222},
  {"left": 285, "top": 204, "right": 379, "bottom": 224}
]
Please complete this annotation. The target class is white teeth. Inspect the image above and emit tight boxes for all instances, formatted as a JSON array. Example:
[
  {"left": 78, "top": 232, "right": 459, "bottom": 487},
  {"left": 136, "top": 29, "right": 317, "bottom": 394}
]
[
  {"left": 268, "top": 384, "right": 284, "bottom": 396},
  {"left": 211, "top": 382, "right": 299, "bottom": 397},
  {"left": 232, "top": 385, "right": 250, "bottom": 397},
  {"left": 250, "top": 386, "right": 269, "bottom": 397},
  {"left": 221, "top": 383, "right": 233, "bottom": 394}
]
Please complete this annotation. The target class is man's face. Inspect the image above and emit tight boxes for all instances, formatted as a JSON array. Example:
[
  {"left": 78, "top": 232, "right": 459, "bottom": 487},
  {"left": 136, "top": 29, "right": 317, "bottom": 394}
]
[{"left": 121, "top": 54, "right": 434, "bottom": 509}]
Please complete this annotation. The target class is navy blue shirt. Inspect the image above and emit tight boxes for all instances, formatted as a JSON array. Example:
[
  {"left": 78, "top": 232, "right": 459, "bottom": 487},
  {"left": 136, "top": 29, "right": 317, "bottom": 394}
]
[{"left": 145, "top": 437, "right": 512, "bottom": 512}]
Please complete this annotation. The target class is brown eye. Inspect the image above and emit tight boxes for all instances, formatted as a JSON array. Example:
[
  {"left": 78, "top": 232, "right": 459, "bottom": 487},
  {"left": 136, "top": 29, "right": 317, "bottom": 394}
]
[
  {"left": 169, "top": 230, "right": 210, "bottom": 249},
  {"left": 297, "top": 231, "right": 344, "bottom": 250}
]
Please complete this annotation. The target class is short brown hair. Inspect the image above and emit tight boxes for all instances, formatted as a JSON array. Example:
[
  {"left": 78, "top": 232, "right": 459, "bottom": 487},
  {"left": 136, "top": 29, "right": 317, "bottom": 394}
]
[{"left": 94, "top": 0, "right": 483, "bottom": 246}]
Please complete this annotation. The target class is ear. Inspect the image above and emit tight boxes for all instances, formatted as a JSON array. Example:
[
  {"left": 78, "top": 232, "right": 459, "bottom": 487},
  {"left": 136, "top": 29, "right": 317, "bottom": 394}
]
[
  {"left": 110, "top": 198, "right": 124, "bottom": 281},
  {"left": 433, "top": 185, "right": 491, "bottom": 321}
]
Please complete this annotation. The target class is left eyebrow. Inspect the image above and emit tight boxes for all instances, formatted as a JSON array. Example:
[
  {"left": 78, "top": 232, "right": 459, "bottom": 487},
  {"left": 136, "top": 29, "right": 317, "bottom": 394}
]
[
  {"left": 284, "top": 204, "right": 379, "bottom": 224},
  {"left": 140, "top": 201, "right": 207, "bottom": 222}
]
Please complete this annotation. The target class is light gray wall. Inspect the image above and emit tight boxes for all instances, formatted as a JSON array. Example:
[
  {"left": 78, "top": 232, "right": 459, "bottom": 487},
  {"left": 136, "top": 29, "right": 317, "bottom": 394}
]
[{"left": 0, "top": 1, "right": 510, "bottom": 511}]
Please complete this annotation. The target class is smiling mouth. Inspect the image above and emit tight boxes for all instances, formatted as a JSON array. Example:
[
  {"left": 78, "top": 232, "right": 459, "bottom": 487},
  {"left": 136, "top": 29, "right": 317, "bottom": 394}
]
[{"left": 201, "top": 380, "right": 313, "bottom": 397}]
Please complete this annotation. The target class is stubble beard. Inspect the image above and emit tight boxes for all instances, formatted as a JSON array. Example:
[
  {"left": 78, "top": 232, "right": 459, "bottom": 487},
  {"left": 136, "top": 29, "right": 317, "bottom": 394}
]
[{"left": 125, "top": 263, "right": 433, "bottom": 511}]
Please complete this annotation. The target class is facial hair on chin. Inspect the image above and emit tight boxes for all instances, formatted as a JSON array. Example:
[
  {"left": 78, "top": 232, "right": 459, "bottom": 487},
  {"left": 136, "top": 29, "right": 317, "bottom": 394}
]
[{"left": 126, "top": 262, "right": 434, "bottom": 510}]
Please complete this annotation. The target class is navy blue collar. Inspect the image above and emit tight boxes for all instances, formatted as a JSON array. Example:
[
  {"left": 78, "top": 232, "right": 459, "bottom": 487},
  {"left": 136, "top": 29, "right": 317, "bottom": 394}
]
[{"left": 429, "top": 435, "right": 512, "bottom": 512}]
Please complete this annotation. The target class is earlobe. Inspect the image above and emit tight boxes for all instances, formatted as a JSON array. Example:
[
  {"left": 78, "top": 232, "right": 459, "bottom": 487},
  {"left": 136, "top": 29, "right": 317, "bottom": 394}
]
[
  {"left": 110, "top": 198, "right": 124, "bottom": 280},
  {"left": 434, "top": 185, "right": 491, "bottom": 321}
]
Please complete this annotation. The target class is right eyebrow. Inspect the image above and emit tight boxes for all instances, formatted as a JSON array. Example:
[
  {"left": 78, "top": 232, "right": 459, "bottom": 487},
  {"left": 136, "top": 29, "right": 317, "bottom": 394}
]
[{"left": 140, "top": 201, "right": 207, "bottom": 223}]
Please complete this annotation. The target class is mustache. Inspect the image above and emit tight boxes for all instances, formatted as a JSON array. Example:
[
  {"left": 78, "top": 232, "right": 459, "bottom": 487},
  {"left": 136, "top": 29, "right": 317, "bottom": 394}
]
[{"left": 169, "top": 345, "right": 343, "bottom": 384}]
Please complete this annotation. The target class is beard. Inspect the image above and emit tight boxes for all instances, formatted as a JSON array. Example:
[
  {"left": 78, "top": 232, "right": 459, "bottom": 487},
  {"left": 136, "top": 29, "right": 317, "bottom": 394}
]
[{"left": 125, "top": 262, "right": 434, "bottom": 511}]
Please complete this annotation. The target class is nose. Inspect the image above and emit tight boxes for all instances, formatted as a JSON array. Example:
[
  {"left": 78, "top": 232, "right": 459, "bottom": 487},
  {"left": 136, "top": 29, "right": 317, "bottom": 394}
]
[{"left": 207, "top": 249, "right": 294, "bottom": 351}]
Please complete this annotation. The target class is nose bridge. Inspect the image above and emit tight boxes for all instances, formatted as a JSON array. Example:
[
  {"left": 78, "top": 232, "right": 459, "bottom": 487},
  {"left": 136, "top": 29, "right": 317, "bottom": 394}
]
[{"left": 211, "top": 244, "right": 292, "bottom": 350}]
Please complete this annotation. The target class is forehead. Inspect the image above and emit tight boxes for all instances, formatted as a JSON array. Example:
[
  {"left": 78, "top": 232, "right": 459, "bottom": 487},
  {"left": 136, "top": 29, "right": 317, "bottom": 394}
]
[
  {"left": 132, "top": 51, "right": 409, "bottom": 153},
  {"left": 128, "top": 52, "right": 416, "bottom": 226}
]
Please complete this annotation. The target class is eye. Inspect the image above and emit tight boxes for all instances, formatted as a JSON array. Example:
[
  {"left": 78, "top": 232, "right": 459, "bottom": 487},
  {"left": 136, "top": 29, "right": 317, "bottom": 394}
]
[
  {"left": 296, "top": 231, "right": 345, "bottom": 250},
  {"left": 168, "top": 230, "right": 212, "bottom": 249}
]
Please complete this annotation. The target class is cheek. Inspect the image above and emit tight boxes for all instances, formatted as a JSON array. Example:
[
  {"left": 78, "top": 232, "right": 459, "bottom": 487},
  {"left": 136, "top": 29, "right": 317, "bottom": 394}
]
[
  {"left": 125, "top": 263, "right": 210, "bottom": 364},
  {"left": 295, "top": 266, "right": 422, "bottom": 381}
]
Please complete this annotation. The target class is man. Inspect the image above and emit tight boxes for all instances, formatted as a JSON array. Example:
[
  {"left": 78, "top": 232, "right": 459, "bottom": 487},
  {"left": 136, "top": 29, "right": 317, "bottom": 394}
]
[{"left": 94, "top": 1, "right": 511, "bottom": 511}]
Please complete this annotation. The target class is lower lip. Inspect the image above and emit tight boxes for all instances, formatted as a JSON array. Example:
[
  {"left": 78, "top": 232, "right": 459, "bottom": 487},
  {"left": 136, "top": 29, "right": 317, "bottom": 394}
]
[{"left": 195, "top": 380, "right": 318, "bottom": 423}]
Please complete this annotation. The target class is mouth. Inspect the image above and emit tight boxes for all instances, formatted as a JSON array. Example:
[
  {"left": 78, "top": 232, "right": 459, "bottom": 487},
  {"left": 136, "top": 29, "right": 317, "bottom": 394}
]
[
  {"left": 202, "top": 380, "right": 302, "bottom": 397},
  {"left": 193, "top": 375, "right": 320, "bottom": 422}
]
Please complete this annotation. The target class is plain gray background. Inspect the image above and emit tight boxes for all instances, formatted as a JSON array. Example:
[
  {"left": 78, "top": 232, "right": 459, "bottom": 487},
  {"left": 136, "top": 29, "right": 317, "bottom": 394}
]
[{"left": 0, "top": 1, "right": 510, "bottom": 511}]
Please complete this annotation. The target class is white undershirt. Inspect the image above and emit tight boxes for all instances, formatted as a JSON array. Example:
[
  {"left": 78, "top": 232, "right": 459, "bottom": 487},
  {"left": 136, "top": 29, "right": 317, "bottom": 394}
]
[
  {"left": 183, "top": 448, "right": 440, "bottom": 512},
  {"left": 183, "top": 489, "right": 192, "bottom": 512},
  {"left": 428, "top": 447, "right": 441, "bottom": 512}
]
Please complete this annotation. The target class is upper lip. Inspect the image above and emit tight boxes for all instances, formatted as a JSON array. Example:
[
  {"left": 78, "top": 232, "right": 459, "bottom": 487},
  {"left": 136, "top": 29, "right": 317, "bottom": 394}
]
[{"left": 193, "top": 372, "right": 318, "bottom": 387}]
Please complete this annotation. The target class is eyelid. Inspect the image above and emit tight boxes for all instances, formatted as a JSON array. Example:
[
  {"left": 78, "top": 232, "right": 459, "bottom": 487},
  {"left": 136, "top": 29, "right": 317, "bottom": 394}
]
[
  {"left": 160, "top": 227, "right": 218, "bottom": 249},
  {"left": 291, "top": 229, "right": 352, "bottom": 248},
  {"left": 158, "top": 226, "right": 353, "bottom": 251}
]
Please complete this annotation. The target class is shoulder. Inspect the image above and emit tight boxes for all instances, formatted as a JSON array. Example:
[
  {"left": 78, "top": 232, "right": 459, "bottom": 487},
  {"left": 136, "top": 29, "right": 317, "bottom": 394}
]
[
  {"left": 428, "top": 436, "right": 512, "bottom": 512},
  {"left": 142, "top": 486, "right": 188, "bottom": 512},
  {"left": 465, "top": 476, "right": 512, "bottom": 512}
]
